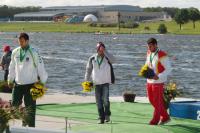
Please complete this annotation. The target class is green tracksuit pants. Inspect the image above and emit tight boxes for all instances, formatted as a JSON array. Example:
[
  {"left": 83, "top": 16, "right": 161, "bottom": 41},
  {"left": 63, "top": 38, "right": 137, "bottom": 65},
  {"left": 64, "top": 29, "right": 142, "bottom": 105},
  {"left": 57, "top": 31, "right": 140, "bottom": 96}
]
[{"left": 12, "top": 83, "right": 36, "bottom": 127}]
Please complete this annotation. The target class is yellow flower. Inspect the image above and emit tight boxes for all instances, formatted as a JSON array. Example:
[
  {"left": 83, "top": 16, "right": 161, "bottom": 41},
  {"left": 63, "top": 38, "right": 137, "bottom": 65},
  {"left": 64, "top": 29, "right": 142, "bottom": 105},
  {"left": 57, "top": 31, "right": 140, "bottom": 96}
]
[
  {"left": 167, "top": 83, "right": 177, "bottom": 91},
  {"left": 139, "top": 64, "right": 147, "bottom": 76},
  {"left": 138, "top": 64, "right": 155, "bottom": 79},
  {"left": 163, "top": 81, "right": 179, "bottom": 109},
  {"left": 81, "top": 81, "right": 93, "bottom": 92},
  {"left": 34, "top": 83, "right": 43, "bottom": 89},
  {"left": 30, "top": 83, "right": 48, "bottom": 100},
  {"left": 171, "top": 83, "right": 177, "bottom": 90},
  {"left": 142, "top": 64, "right": 148, "bottom": 71}
]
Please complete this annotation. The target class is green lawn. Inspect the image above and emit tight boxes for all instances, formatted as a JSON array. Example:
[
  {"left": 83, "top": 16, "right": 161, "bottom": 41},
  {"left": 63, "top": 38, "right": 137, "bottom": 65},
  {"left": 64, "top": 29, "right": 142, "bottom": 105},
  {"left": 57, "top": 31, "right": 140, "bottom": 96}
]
[
  {"left": 37, "top": 102, "right": 200, "bottom": 133},
  {"left": 0, "top": 21, "right": 200, "bottom": 34}
]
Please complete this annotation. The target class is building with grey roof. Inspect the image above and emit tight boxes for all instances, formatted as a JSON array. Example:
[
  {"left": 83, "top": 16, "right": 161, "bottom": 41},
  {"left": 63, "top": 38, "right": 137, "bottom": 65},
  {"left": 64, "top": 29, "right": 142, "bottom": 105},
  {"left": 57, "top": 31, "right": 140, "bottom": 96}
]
[
  {"left": 41, "top": 5, "right": 143, "bottom": 12},
  {"left": 14, "top": 5, "right": 171, "bottom": 22},
  {"left": 14, "top": 11, "right": 64, "bottom": 21}
]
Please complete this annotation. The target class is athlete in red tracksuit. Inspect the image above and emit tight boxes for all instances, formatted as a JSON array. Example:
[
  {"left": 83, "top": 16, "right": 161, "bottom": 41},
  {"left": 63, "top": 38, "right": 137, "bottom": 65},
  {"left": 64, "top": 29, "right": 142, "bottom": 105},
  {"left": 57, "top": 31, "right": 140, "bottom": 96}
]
[{"left": 145, "top": 38, "right": 172, "bottom": 125}]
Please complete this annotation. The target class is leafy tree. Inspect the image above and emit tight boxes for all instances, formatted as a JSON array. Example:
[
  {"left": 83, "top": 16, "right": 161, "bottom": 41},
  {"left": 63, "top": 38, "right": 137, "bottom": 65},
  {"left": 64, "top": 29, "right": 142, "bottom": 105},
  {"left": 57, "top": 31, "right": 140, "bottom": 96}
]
[
  {"left": 0, "top": 5, "right": 41, "bottom": 19},
  {"left": 163, "top": 7, "right": 179, "bottom": 18},
  {"left": 157, "top": 24, "right": 167, "bottom": 34},
  {"left": 143, "top": 7, "right": 163, "bottom": 12},
  {"left": 174, "top": 9, "right": 189, "bottom": 30},
  {"left": 143, "top": 7, "right": 179, "bottom": 18},
  {"left": 122, "top": 20, "right": 139, "bottom": 28},
  {"left": 188, "top": 7, "right": 200, "bottom": 29}
]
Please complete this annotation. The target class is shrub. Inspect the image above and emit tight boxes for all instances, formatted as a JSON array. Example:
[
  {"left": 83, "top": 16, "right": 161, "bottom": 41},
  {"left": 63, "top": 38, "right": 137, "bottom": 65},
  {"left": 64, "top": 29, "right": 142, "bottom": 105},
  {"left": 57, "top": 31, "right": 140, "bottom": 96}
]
[
  {"left": 144, "top": 26, "right": 150, "bottom": 30},
  {"left": 99, "top": 23, "right": 106, "bottom": 27},
  {"left": 120, "top": 22, "right": 139, "bottom": 28},
  {"left": 157, "top": 24, "right": 167, "bottom": 34},
  {"left": 88, "top": 23, "right": 97, "bottom": 27},
  {"left": 98, "top": 23, "right": 117, "bottom": 27},
  {"left": 132, "top": 23, "right": 139, "bottom": 28},
  {"left": 106, "top": 23, "right": 117, "bottom": 27}
]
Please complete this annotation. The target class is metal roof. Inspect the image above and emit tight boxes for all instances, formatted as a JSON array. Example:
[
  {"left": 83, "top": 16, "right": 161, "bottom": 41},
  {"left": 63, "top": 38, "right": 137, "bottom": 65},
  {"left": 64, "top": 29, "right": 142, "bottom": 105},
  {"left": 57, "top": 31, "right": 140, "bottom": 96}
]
[
  {"left": 14, "top": 5, "right": 143, "bottom": 18},
  {"left": 14, "top": 11, "right": 64, "bottom": 17},
  {"left": 42, "top": 5, "right": 103, "bottom": 10},
  {"left": 104, "top": 5, "right": 143, "bottom": 12},
  {"left": 41, "top": 5, "right": 143, "bottom": 12}
]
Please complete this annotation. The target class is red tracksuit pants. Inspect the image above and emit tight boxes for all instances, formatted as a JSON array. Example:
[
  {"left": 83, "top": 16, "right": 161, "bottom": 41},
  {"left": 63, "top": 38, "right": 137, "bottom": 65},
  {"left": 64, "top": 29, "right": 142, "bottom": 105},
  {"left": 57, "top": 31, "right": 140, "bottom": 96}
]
[{"left": 147, "top": 83, "right": 170, "bottom": 124}]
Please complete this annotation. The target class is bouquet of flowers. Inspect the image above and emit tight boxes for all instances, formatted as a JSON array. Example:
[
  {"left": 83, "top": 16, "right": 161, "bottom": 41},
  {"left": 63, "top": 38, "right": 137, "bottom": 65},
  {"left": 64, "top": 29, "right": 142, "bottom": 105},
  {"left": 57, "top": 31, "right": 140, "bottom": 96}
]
[
  {"left": 81, "top": 81, "right": 93, "bottom": 92},
  {"left": 30, "top": 82, "right": 48, "bottom": 100},
  {"left": 138, "top": 64, "right": 155, "bottom": 79},
  {"left": 0, "top": 99, "right": 27, "bottom": 132},
  {"left": 163, "top": 81, "right": 180, "bottom": 109}
]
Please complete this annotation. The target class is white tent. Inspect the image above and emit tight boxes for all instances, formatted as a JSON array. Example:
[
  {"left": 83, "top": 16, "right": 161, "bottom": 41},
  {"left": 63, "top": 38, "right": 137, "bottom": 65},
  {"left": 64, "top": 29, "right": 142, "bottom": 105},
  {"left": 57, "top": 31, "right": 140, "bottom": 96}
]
[{"left": 83, "top": 14, "right": 98, "bottom": 22}]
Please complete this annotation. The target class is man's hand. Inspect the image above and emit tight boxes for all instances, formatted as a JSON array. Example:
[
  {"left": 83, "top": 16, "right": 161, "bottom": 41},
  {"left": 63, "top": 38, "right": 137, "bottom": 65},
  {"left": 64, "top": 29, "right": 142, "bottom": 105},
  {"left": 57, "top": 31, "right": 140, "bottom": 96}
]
[
  {"left": 8, "top": 81, "right": 14, "bottom": 89},
  {"left": 36, "top": 81, "right": 45, "bottom": 86},
  {"left": 153, "top": 75, "right": 159, "bottom": 80}
]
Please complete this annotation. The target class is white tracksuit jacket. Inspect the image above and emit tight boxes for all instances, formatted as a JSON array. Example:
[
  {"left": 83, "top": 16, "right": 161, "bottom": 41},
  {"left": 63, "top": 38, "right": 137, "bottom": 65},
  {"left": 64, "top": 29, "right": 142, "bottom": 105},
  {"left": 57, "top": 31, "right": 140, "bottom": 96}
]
[
  {"left": 8, "top": 46, "right": 48, "bottom": 85},
  {"left": 85, "top": 50, "right": 115, "bottom": 85}
]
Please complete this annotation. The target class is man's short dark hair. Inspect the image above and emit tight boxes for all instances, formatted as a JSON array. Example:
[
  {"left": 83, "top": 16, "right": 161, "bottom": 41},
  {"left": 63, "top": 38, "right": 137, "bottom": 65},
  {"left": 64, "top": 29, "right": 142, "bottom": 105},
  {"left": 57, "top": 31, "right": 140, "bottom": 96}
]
[
  {"left": 147, "top": 38, "right": 157, "bottom": 45},
  {"left": 19, "top": 33, "right": 29, "bottom": 40},
  {"left": 98, "top": 42, "right": 105, "bottom": 48}
]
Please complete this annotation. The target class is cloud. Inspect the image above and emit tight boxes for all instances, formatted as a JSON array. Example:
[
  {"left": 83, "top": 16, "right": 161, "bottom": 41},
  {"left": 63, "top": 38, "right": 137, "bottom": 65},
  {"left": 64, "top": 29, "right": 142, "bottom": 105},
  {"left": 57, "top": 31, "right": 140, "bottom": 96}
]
[{"left": 0, "top": 0, "right": 200, "bottom": 9}]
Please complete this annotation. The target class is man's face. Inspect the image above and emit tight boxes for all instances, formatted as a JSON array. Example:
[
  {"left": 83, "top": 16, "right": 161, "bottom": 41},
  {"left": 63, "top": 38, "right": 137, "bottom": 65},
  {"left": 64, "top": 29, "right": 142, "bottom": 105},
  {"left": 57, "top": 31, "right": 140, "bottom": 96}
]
[
  {"left": 148, "top": 43, "right": 157, "bottom": 52},
  {"left": 18, "top": 38, "right": 28, "bottom": 48},
  {"left": 96, "top": 44, "right": 105, "bottom": 56}
]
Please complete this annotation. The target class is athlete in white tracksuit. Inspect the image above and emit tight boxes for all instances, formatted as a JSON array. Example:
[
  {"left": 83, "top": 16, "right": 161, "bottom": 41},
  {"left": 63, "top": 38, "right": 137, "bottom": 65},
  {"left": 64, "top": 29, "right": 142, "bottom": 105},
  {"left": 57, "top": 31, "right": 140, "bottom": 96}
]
[
  {"left": 8, "top": 33, "right": 48, "bottom": 127},
  {"left": 85, "top": 42, "right": 115, "bottom": 124}
]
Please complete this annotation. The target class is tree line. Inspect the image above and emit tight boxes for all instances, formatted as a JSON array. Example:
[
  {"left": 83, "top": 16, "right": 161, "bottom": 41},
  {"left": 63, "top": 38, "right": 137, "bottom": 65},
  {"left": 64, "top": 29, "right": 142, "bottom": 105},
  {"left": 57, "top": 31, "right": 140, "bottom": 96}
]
[
  {"left": 0, "top": 5, "right": 40, "bottom": 19},
  {"left": 144, "top": 7, "right": 200, "bottom": 30},
  {"left": 174, "top": 8, "right": 200, "bottom": 29},
  {"left": 144, "top": 7, "right": 179, "bottom": 18}
]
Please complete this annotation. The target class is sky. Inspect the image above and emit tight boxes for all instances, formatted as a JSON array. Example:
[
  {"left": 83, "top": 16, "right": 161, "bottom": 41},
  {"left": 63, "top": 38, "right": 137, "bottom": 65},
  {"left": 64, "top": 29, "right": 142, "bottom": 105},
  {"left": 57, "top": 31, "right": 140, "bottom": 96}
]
[{"left": 0, "top": 0, "right": 200, "bottom": 9}]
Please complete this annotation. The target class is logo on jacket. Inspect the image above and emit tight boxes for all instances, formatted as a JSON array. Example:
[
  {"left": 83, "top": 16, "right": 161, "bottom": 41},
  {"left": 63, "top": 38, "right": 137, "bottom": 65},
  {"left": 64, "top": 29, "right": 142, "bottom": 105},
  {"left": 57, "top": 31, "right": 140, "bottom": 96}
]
[{"left": 26, "top": 57, "right": 29, "bottom": 61}]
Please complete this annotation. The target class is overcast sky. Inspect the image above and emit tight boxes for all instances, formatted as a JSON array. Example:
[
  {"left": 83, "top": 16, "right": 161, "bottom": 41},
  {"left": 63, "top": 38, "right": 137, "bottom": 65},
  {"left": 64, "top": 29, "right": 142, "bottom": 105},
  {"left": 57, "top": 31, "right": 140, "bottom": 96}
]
[{"left": 0, "top": 0, "right": 200, "bottom": 9}]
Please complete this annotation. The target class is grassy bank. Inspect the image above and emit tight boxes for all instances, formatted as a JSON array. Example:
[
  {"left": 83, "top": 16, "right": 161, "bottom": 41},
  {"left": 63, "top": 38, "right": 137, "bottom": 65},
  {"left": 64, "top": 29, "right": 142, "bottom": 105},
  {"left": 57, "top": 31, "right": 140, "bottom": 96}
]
[{"left": 0, "top": 21, "right": 200, "bottom": 34}]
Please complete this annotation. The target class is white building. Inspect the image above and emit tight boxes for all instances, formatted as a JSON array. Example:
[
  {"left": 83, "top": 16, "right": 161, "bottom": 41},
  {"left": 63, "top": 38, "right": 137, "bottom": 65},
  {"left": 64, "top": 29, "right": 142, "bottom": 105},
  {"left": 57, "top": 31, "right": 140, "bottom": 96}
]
[{"left": 14, "top": 5, "right": 171, "bottom": 23}]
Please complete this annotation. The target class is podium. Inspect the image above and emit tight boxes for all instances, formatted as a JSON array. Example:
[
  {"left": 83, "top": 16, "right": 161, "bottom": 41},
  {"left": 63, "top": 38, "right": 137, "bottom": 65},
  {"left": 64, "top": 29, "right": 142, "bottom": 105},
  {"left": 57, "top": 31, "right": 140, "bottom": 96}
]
[{"left": 169, "top": 101, "right": 200, "bottom": 120}]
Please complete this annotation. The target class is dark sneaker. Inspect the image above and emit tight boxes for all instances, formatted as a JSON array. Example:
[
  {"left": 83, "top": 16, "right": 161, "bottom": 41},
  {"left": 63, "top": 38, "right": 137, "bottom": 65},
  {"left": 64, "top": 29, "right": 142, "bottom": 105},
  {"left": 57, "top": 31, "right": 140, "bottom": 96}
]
[
  {"left": 98, "top": 119, "right": 104, "bottom": 124},
  {"left": 105, "top": 116, "right": 110, "bottom": 122},
  {"left": 159, "top": 118, "right": 171, "bottom": 125}
]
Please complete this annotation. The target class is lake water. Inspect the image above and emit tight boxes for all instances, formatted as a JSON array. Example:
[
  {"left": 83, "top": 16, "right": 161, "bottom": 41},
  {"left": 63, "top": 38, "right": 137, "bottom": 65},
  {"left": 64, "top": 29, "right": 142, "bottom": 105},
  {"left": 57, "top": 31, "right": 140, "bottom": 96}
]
[{"left": 0, "top": 32, "right": 200, "bottom": 98}]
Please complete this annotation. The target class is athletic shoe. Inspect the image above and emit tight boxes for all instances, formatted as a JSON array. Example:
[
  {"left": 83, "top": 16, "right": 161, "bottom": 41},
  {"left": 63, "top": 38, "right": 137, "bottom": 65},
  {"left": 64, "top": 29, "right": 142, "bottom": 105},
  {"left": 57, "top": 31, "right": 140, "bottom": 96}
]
[{"left": 159, "top": 118, "right": 171, "bottom": 125}]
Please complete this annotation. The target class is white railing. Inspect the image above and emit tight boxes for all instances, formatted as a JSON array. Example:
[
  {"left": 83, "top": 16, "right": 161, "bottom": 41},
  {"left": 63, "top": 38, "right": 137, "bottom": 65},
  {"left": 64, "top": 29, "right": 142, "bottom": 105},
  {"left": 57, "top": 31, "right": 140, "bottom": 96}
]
[{"left": 10, "top": 126, "right": 67, "bottom": 133}]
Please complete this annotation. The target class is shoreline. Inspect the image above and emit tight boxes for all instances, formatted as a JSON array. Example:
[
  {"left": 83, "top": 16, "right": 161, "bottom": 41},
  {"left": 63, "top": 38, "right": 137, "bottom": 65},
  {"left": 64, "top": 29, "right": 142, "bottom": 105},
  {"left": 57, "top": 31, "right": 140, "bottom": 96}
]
[
  {"left": 1, "top": 21, "right": 200, "bottom": 35},
  {"left": 0, "top": 92, "right": 197, "bottom": 105},
  {"left": 1, "top": 30, "right": 200, "bottom": 36}
]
